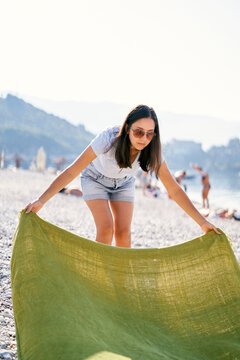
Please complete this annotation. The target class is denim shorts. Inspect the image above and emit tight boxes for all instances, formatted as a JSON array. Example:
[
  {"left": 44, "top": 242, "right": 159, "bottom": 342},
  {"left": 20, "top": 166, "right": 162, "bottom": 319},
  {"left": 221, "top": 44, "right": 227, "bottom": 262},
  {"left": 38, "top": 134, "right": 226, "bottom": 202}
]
[{"left": 81, "top": 163, "right": 135, "bottom": 202}]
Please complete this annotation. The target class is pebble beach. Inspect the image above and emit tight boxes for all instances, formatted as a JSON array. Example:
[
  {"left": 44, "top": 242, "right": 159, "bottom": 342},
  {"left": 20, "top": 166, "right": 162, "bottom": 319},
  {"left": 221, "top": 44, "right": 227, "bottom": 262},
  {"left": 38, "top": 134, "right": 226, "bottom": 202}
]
[{"left": 0, "top": 169, "right": 239, "bottom": 359}]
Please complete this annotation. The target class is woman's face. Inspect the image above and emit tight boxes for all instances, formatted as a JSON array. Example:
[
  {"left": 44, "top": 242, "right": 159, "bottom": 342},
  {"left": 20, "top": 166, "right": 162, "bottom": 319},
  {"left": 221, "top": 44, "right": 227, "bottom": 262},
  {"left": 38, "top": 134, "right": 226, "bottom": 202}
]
[{"left": 128, "top": 117, "right": 155, "bottom": 152}]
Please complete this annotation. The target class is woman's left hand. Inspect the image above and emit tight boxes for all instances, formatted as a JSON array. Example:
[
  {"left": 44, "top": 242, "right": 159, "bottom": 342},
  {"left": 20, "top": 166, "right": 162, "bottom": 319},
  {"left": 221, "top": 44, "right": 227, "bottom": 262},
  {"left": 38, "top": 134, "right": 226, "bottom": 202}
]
[{"left": 201, "top": 221, "right": 221, "bottom": 235}]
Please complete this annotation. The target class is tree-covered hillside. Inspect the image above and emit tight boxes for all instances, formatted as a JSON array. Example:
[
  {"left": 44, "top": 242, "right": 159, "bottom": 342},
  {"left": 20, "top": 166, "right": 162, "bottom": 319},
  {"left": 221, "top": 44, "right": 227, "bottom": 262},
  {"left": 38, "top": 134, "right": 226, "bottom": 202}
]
[
  {"left": 0, "top": 94, "right": 239, "bottom": 175},
  {"left": 163, "top": 138, "right": 240, "bottom": 175},
  {"left": 0, "top": 95, "right": 94, "bottom": 165}
]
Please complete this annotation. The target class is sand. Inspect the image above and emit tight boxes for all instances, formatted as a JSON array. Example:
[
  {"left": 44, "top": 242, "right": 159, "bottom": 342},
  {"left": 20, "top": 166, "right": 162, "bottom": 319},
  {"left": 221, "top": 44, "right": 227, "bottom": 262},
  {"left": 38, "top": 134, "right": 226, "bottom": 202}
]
[{"left": 0, "top": 169, "right": 239, "bottom": 359}]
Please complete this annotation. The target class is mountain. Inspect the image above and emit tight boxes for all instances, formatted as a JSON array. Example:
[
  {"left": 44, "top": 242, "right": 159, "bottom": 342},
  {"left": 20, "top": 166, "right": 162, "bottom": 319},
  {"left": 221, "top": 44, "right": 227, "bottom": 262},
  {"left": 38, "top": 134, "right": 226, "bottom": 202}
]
[
  {"left": 0, "top": 94, "right": 239, "bottom": 177},
  {"left": 163, "top": 139, "right": 206, "bottom": 171},
  {"left": 0, "top": 95, "right": 94, "bottom": 166},
  {"left": 206, "top": 138, "right": 240, "bottom": 174},
  {"left": 163, "top": 138, "right": 240, "bottom": 176},
  {"left": 21, "top": 95, "right": 240, "bottom": 150}
]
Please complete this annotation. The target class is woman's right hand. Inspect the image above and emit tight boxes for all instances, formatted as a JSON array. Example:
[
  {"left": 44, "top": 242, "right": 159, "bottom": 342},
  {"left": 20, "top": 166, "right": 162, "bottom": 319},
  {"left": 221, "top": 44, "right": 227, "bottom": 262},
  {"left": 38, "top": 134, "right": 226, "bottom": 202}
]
[{"left": 25, "top": 199, "right": 44, "bottom": 214}]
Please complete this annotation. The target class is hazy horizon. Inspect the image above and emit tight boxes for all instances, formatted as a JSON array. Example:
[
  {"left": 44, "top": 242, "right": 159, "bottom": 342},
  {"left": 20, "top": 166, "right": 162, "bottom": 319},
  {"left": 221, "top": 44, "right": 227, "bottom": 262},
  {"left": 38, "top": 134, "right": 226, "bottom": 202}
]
[{"left": 11, "top": 92, "right": 239, "bottom": 151}]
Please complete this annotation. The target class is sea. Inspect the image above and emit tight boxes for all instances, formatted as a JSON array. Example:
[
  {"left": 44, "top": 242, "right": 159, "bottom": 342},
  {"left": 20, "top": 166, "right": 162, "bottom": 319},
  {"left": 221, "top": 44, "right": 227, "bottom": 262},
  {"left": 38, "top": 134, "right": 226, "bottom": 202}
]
[
  {"left": 152, "top": 172, "right": 240, "bottom": 210},
  {"left": 181, "top": 173, "right": 240, "bottom": 210}
]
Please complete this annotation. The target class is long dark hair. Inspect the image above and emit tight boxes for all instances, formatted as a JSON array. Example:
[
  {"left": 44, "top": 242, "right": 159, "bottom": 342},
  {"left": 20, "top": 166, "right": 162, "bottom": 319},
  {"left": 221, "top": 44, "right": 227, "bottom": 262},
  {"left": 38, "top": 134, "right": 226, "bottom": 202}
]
[{"left": 109, "top": 105, "right": 162, "bottom": 176}]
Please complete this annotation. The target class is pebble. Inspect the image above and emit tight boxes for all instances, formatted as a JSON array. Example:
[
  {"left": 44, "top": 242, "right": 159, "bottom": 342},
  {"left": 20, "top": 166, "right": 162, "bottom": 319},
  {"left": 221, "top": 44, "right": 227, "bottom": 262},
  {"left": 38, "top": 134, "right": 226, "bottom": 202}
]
[{"left": 0, "top": 350, "right": 13, "bottom": 360}]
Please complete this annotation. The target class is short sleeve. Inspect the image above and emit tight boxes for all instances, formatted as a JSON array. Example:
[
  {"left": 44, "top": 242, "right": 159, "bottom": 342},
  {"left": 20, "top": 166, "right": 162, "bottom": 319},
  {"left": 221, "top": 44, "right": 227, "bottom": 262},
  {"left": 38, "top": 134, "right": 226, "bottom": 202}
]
[{"left": 89, "top": 126, "right": 119, "bottom": 156}]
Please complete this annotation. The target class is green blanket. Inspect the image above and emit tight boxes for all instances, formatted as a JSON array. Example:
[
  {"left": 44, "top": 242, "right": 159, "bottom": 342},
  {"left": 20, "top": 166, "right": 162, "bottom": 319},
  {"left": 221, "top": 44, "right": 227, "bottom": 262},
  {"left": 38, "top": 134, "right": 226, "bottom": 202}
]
[{"left": 11, "top": 211, "right": 240, "bottom": 360}]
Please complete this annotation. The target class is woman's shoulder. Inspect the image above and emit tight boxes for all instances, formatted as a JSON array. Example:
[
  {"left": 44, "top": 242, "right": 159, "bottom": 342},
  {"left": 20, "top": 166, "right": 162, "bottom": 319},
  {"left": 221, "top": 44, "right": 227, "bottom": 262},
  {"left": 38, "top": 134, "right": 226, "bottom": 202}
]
[
  {"left": 93, "top": 125, "right": 120, "bottom": 140},
  {"left": 90, "top": 125, "right": 121, "bottom": 155},
  {"left": 103, "top": 125, "right": 121, "bottom": 137},
  {"left": 100, "top": 125, "right": 121, "bottom": 144}
]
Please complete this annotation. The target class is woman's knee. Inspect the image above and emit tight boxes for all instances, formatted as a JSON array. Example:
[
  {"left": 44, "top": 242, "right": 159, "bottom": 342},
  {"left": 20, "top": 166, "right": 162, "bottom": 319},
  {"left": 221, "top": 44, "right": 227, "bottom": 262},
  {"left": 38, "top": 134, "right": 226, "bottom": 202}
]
[
  {"left": 114, "top": 227, "right": 131, "bottom": 239},
  {"left": 115, "top": 228, "right": 131, "bottom": 247},
  {"left": 96, "top": 223, "right": 114, "bottom": 242}
]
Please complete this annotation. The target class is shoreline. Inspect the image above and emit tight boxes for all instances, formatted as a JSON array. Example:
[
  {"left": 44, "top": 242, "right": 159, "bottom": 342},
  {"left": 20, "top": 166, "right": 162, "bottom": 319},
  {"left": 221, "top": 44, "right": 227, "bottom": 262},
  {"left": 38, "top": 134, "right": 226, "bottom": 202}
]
[{"left": 186, "top": 188, "right": 240, "bottom": 212}]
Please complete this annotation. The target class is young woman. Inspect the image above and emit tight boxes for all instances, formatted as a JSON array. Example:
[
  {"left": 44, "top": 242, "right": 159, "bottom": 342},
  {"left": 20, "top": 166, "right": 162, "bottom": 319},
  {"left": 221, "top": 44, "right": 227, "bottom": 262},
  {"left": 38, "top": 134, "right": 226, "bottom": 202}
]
[
  {"left": 191, "top": 164, "right": 211, "bottom": 208},
  {"left": 25, "top": 105, "right": 220, "bottom": 247}
]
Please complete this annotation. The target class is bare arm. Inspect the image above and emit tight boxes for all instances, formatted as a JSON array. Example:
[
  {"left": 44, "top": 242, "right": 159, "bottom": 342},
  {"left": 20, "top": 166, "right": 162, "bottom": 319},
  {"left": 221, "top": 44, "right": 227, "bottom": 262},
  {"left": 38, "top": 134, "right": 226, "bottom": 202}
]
[
  {"left": 191, "top": 163, "right": 202, "bottom": 174},
  {"left": 159, "top": 161, "right": 220, "bottom": 234},
  {"left": 26, "top": 146, "right": 96, "bottom": 213}
]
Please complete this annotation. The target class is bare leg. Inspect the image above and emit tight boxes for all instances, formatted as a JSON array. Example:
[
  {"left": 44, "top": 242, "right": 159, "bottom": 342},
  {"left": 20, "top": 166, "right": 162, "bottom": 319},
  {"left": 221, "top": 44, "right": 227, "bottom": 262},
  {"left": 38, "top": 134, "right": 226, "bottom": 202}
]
[
  {"left": 203, "top": 187, "right": 210, "bottom": 209},
  {"left": 85, "top": 200, "right": 113, "bottom": 245},
  {"left": 142, "top": 183, "right": 147, "bottom": 196},
  {"left": 110, "top": 201, "right": 134, "bottom": 248},
  {"left": 202, "top": 192, "right": 205, "bottom": 208},
  {"left": 206, "top": 196, "right": 209, "bottom": 209}
]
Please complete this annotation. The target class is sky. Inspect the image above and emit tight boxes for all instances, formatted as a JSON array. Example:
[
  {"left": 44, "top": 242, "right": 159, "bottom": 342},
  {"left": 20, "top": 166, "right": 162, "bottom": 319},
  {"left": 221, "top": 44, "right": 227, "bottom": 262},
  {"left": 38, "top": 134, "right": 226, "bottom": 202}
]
[{"left": 0, "top": 0, "right": 240, "bottom": 124}]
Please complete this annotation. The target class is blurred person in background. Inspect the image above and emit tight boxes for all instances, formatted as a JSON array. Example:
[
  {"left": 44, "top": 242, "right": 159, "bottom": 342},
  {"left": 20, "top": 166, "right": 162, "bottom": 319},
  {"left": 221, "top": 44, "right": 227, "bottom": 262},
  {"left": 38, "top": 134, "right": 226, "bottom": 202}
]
[{"left": 191, "top": 164, "right": 211, "bottom": 209}]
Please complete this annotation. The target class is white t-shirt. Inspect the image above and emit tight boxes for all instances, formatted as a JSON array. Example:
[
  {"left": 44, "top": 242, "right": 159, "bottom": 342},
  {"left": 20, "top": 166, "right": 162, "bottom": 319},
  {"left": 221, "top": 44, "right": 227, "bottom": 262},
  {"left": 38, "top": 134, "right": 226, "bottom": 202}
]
[{"left": 90, "top": 126, "right": 141, "bottom": 178}]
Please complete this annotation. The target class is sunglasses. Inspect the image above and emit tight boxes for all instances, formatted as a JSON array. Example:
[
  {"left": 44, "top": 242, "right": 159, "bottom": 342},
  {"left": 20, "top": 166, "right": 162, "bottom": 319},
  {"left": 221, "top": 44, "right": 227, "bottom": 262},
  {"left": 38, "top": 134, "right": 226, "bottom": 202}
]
[{"left": 130, "top": 128, "right": 156, "bottom": 140}]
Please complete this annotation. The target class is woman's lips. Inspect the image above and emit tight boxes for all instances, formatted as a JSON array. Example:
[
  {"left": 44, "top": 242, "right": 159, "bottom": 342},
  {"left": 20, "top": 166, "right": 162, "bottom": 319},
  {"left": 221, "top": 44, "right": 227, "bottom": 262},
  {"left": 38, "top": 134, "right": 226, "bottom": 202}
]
[{"left": 137, "top": 142, "right": 146, "bottom": 146}]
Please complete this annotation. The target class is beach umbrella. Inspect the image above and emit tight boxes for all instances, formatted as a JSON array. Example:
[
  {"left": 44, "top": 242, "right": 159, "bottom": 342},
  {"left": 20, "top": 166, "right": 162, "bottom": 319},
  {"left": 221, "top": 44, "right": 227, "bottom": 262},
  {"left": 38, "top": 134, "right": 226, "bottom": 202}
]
[
  {"left": 36, "top": 147, "right": 47, "bottom": 171},
  {"left": 53, "top": 156, "right": 67, "bottom": 171},
  {"left": 0, "top": 149, "right": 5, "bottom": 169},
  {"left": 12, "top": 153, "right": 24, "bottom": 168}
]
